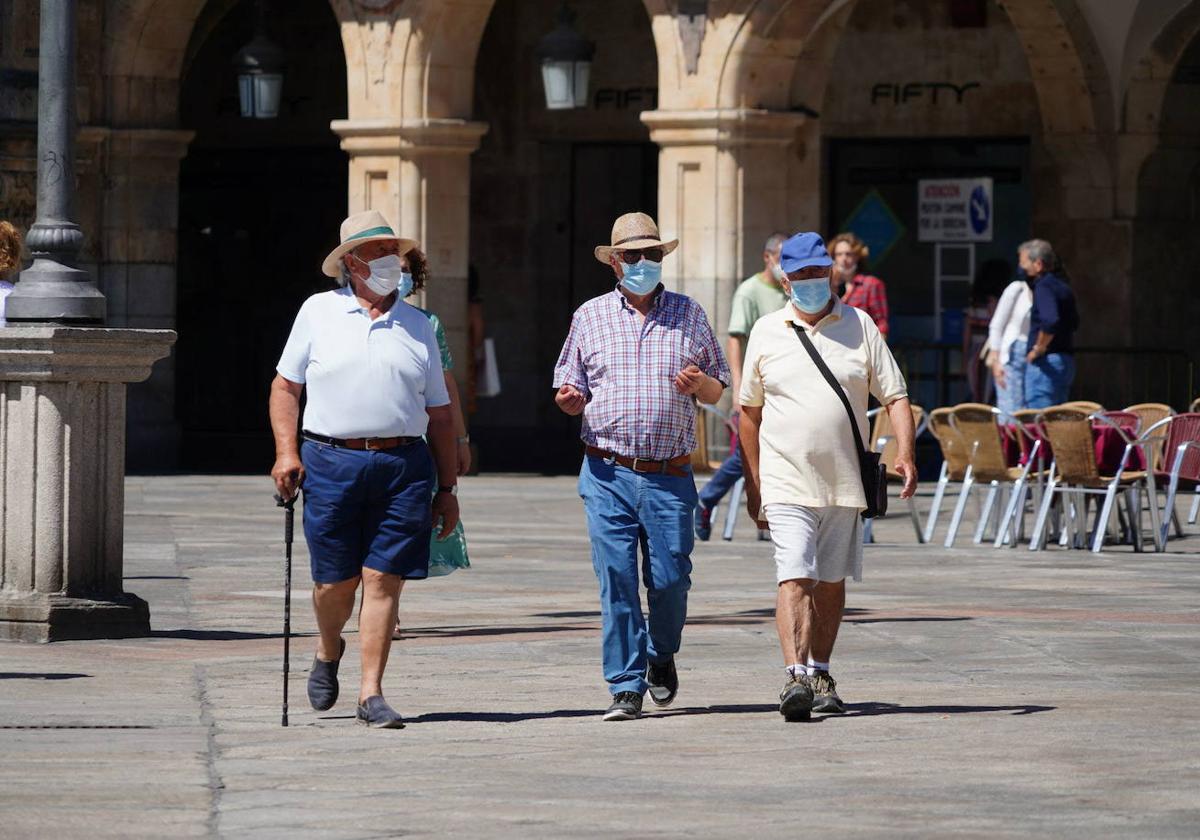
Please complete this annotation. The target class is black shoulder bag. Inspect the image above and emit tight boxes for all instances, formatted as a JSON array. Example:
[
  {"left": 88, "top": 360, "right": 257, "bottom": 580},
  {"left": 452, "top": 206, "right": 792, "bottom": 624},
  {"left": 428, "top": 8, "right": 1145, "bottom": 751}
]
[{"left": 789, "top": 323, "right": 887, "bottom": 520}]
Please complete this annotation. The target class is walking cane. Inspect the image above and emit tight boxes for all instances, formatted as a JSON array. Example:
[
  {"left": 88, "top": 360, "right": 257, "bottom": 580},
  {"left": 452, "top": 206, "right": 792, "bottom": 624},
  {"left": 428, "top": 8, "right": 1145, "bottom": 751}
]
[{"left": 275, "top": 492, "right": 296, "bottom": 727}]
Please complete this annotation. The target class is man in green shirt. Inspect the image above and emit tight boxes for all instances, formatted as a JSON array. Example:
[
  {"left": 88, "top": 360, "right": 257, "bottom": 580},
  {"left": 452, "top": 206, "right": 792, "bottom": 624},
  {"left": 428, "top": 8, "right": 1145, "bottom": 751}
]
[{"left": 695, "top": 232, "right": 789, "bottom": 540}]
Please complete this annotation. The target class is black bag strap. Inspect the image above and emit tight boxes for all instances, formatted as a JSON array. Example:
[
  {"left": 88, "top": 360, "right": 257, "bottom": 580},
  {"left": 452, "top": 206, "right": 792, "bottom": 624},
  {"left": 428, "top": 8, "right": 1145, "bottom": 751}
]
[{"left": 789, "top": 322, "right": 869, "bottom": 459}]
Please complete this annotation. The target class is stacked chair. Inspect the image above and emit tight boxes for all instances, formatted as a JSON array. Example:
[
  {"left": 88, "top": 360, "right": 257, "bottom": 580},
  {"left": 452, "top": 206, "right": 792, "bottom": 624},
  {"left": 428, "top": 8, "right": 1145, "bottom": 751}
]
[
  {"left": 942, "top": 404, "right": 1043, "bottom": 548},
  {"left": 1028, "top": 407, "right": 1161, "bottom": 553}
]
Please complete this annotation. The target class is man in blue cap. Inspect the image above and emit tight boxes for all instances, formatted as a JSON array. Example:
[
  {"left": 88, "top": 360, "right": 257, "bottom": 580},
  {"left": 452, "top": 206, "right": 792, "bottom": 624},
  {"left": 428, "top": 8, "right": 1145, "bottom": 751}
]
[{"left": 737, "top": 232, "right": 917, "bottom": 721}]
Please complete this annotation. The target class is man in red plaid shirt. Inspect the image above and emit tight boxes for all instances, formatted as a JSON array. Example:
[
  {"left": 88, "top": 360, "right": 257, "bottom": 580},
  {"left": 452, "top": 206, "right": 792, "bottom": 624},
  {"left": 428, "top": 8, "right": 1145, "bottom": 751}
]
[{"left": 830, "top": 232, "right": 890, "bottom": 340}]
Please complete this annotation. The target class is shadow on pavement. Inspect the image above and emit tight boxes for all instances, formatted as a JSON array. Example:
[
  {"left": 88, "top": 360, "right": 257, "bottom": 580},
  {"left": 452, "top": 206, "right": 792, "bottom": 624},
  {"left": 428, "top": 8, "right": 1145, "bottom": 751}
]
[
  {"left": 150, "top": 629, "right": 312, "bottom": 641},
  {"left": 0, "top": 672, "right": 92, "bottom": 681},
  {"left": 826, "top": 702, "right": 1055, "bottom": 718}
]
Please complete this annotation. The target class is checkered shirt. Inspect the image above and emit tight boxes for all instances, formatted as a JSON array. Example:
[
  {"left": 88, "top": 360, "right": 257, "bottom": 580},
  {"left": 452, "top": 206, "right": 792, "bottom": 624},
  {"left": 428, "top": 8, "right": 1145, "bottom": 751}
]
[
  {"left": 842, "top": 274, "right": 890, "bottom": 338},
  {"left": 553, "top": 287, "right": 730, "bottom": 461}
]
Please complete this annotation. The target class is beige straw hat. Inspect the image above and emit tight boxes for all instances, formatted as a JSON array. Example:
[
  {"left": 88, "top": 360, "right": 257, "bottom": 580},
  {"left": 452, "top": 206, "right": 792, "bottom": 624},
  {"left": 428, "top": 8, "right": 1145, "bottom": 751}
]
[
  {"left": 593, "top": 212, "right": 679, "bottom": 264},
  {"left": 322, "top": 210, "right": 418, "bottom": 278}
]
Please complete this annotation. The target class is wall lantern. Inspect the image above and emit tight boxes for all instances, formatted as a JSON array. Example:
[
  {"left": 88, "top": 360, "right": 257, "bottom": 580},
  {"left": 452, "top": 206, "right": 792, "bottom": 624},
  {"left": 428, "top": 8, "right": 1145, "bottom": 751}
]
[
  {"left": 232, "top": 2, "right": 285, "bottom": 119},
  {"left": 536, "top": 3, "right": 594, "bottom": 110}
]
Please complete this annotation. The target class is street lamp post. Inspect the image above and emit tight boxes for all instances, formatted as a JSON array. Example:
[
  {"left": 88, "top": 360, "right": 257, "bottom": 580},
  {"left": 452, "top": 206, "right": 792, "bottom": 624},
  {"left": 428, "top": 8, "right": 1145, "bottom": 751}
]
[{"left": 5, "top": 0, "right": 105, "bottom": 323}]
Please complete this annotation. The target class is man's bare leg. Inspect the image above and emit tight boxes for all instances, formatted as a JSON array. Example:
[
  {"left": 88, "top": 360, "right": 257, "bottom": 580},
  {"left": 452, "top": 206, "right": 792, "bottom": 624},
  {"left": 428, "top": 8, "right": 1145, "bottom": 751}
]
[
  {"left": 358, "top": 569, "right": 404, "bottom": 702},
  {"left": 313, "top": 577, "right": 359, "bottom": 661},
  {"left": 808, "top": 579, "right": 846, "bottom": 664},
  {"left": 776, "top": 578, "right": 815, "bottom": 665}
]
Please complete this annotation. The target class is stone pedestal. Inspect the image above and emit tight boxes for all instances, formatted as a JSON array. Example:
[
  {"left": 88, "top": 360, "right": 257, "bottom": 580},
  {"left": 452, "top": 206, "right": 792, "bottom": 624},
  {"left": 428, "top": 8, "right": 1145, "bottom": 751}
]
[{"left": 0, "top": 326, "right": 175, "bottom": 642}]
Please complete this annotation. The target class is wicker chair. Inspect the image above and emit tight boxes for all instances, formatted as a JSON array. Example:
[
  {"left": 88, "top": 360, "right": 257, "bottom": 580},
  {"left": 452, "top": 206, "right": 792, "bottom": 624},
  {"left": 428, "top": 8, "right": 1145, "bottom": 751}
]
[
  {"left": 944, "top": 403, "right": 1042, "bottom": 548},
  {"left": 1147, "top": 412, "right": 1200, "bottom": 549},
  {"left": 1029, "top": 408, "right": 1160, "bottom": 552},
  {"left": 1061, "top": 400, "right": 1104, "bottom": 413},
  {"left": 923, "top": 407, "right": 973, "bottom": 543},
  {"left": 1123, "top": 403, "right": 1175, "bottom": 472},
  {"left": 863, "top": 403, "right": 928, "bottom": 543}
]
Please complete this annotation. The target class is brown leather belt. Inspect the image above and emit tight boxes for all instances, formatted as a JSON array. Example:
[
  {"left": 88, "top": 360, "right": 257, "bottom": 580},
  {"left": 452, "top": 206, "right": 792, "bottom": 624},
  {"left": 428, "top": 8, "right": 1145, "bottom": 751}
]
[
  {"left": 303, "top": 431, "right": 421, "bottom": 451},
  {"left": 585, "top": 445, "right": 691, "bottom": 477}
]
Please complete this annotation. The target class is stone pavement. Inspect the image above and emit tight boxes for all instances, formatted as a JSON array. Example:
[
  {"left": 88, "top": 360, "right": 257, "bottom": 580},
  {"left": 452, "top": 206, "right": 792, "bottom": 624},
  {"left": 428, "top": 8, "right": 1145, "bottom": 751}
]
[{"left": 1, "top": 474, "right": 1199, "bottom": 839}]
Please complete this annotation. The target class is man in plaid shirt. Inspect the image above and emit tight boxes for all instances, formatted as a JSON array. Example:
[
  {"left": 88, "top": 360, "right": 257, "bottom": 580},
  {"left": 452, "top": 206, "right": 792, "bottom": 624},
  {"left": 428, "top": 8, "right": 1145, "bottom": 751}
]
[{"left": 553, "top": 212, "right": 730, "bottom": 721}]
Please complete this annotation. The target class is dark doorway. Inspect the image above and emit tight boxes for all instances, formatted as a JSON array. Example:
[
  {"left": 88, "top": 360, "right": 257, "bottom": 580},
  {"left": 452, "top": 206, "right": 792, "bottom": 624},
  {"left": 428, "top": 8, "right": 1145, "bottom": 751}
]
[
  {"left": 468, "top": 0, "right": 658, "bottom": 474},
  {"left": 175, "top": 0, "right": 346, "bottom": 472},
  {"left": 828, "top": 137, "right": 1031, "bottom": 407}
]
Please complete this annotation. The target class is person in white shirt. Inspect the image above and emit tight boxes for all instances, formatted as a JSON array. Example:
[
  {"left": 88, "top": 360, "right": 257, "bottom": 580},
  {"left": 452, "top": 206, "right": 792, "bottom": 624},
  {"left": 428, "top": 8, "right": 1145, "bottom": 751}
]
[
  {"left": 986, "top": 272, "right": 1034, "bottom": 415},
  {"left": 739, "top": 232, "right": 917, "bottom": 722},
  {"left": 269, "top": 210, "right": 460, "bottom": 729}
]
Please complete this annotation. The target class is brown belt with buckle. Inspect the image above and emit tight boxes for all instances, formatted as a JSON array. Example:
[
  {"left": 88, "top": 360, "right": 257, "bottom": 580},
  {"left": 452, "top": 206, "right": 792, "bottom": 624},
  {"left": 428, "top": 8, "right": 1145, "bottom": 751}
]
[
  {"left": 303, "top": 431, "right": 421, "bottom": 451},
  {"left": 585, "top": 446, "right": 691, "bottom": 477}
]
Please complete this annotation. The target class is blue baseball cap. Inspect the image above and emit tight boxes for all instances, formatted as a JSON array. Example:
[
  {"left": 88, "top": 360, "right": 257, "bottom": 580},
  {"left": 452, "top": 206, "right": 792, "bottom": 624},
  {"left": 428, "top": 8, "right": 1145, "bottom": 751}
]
[{"left": 779, "top": 232, "right": 833, "bottom": 274}]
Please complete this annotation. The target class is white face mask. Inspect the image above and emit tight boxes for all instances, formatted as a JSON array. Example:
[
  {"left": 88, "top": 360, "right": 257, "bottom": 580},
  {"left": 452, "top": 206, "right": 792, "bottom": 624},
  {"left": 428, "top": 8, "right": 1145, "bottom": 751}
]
[
  {"left": 770, "top": 262, "right": 786, "bottom": 282},
  {"left": 354, "top": 253, "right": 406, "bottom": 296}
]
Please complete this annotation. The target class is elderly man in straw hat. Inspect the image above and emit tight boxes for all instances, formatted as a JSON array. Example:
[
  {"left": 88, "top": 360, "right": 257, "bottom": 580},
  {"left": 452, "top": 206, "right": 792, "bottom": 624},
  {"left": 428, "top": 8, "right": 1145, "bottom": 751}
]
[
  {"left": 553, "top": 212, "right": 730, "bottom": 721},
  {"left": 269, "top": 210, "right": 460, "bottom": 729}
]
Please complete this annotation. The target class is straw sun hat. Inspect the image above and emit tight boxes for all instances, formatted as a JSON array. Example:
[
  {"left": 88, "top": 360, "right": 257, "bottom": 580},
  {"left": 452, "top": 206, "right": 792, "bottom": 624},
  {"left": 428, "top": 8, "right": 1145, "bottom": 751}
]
[
  {"left": 593, "top": 212, "right": 678, "bottom": 264},
  {"left": 322, "top": 210, "right": 418, "bottom": 279}
]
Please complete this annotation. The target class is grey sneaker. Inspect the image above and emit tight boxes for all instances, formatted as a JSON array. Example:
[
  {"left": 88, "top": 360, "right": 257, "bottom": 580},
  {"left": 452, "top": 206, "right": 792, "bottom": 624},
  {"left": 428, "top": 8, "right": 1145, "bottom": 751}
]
[
  {"left": 779, "top": 674, "right": 814, "bottom": 721},
  {"left": 646, "top": 657, "right": 678, "bottom": 707},
  {"left": 603, "top": 691, "right": 643, "bottom": 721},
  {"left": 811, "top": 671, "right": 845, "bottom": 714}
]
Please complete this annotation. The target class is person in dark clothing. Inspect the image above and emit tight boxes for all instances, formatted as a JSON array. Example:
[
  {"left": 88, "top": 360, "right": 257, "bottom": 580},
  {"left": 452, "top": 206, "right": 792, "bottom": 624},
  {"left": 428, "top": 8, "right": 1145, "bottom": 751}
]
[{"left": 1020, "top": 239, "right": 1079, "bottom": 408}]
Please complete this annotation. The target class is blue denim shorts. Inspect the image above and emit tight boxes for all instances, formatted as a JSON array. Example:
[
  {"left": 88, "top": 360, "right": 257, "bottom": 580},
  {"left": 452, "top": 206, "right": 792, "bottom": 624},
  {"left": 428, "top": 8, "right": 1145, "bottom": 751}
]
[{"left": 300, "top": 439, "right": 435, "bottom": 584}]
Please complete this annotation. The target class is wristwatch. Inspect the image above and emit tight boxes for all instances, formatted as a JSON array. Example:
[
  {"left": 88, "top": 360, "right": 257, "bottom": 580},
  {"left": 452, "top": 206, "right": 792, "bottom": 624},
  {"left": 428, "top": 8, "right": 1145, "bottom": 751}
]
[
  {"left": 455, "top": 435, "right": 470, "bottom": 444},
  {"left": 437, "top": 485, "right": 458, "bottom": 495}
]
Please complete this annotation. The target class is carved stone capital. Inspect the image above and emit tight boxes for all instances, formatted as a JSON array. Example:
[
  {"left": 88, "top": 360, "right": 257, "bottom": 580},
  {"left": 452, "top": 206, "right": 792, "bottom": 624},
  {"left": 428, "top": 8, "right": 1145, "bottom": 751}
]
[{"left": 330, "top": 119, "right": 490, "bottom": 157}]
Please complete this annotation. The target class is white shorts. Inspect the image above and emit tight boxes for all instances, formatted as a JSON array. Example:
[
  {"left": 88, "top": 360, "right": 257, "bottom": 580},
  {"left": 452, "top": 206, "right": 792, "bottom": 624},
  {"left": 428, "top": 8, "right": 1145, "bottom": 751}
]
[{"left": 764, "top": 504, "right": 862, "bottom": 584}]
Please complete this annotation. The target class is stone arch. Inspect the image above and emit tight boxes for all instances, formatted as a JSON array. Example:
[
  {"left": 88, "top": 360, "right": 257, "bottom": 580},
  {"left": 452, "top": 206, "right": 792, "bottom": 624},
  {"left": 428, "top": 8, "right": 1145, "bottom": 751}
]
[{"left": 326, "top": 0, "right": 495, "bottom": 121}]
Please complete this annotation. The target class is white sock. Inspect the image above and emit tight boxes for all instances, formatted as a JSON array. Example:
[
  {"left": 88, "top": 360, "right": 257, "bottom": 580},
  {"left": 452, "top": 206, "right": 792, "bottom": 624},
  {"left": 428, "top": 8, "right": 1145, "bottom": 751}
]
[
  {"left": 807, "top": 658, "right": 830, "bottom": 673},
  {"left": 786, "top": 663, "right": 807, "bottom": 678}
]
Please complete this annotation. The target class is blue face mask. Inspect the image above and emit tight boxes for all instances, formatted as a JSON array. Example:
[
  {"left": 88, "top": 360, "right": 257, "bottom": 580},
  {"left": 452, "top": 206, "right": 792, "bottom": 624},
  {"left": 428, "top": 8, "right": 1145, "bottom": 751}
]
[
  {"left": 620, "top": 259, "right": 662, "bottom": 296},
  {"left": 397, "top": 271, "right": 414, "bottom": 299},
  {"left": 789, "top": 277, "right": 832, "bottom": 314}
]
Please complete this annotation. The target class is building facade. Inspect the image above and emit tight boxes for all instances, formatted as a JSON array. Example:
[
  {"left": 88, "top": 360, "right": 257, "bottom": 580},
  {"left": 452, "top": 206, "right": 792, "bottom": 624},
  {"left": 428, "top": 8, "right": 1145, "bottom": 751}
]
[{"left": 1, "top": 0, "right": 1198, "bottom": 472}]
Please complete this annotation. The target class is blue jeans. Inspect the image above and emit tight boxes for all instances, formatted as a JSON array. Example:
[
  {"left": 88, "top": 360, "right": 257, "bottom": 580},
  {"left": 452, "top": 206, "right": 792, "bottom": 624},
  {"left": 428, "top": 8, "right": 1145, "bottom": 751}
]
[
  {"left": 995, "top": 338, "right": 1027, "bottom": 415},
  {"left": 699, "top": 444, "right": 742, "bottom": 509},
  {"left": 1025, "top": 352, "right": 1075, "bottom": 409},
  {"left": 578, "top": 455, "right": 695, "bottom": 696}
]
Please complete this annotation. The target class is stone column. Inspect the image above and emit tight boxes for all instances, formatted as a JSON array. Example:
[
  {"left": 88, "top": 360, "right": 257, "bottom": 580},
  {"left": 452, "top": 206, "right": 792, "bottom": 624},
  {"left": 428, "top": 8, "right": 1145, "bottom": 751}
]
[
  {"left": 641, "top": 109, "right": 806, "bottom": 464},
  {"left": 0, "top": 327, "right": 175, "bottom": 642},
  {"left": 641, "top": 109, "right": 807, "bottom": 337},
  {"left": 99, "top": 128, "right": 194, "bottom": 469},
  {"left": 330, "top": 118, "right": 488, "bottom": 378}
]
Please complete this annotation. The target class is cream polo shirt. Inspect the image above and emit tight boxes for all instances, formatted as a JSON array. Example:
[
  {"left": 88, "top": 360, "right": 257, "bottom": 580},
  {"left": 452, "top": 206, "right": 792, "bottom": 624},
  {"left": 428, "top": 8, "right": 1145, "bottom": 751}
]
[{"left": 739, "top": 300, "right": 907, "bottom": 511}]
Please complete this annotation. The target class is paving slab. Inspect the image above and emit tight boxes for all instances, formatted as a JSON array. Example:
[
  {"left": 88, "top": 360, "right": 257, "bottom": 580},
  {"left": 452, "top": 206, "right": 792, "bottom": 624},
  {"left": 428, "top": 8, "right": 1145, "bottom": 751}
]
[{"left": 1, "top": 474, "right": 1199, "bottom": 838}]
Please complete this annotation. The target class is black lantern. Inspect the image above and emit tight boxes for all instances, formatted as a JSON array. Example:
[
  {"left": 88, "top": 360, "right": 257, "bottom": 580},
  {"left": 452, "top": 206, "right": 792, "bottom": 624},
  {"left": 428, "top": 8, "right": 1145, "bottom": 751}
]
[
  {"left": 232, "top": 2, "right": 284, "bottom": 119},
  {"left": 536, "top": 3, "right": 594, "bottom": 110}
]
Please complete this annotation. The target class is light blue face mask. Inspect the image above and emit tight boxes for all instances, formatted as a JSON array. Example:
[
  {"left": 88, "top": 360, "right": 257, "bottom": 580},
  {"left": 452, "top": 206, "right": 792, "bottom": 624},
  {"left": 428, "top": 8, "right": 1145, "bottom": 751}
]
[
  {"left": 397, "top": 271, "right": 414, "bottom": 299},
  {"left": 789, "top": 276, "right": 832, "bottom": 314},
  {"left": 620, "top": 259, "right": 662, "bottom": 296}
]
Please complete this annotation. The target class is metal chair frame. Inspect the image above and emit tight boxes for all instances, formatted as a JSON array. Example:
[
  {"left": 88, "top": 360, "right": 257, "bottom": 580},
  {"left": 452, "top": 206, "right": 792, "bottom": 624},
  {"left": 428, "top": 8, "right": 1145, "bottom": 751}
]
[
  {"left": 1144, "top": 413, "right": 1200, "bottom": 550},
  {"left": 943, "top": 404, "right": 1042, "bottom": 548}
]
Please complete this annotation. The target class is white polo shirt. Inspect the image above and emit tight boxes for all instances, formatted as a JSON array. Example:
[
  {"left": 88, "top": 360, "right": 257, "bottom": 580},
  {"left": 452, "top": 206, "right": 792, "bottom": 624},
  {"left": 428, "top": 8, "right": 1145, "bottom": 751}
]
[
  {"left": 276, "top": 287, "right": 450, "bottom": 438},
  {"left": 740, "top": 300, "right": 907, "bottom": 511}
]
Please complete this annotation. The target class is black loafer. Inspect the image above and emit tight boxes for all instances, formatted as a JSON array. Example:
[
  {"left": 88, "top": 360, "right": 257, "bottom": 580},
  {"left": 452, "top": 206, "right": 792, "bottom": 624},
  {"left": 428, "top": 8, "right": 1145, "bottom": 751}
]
[
  {"left": 307, "top": 637, "right": 345, "bottom": 711},
  {"left": 356, "top": 695, "right": 405, "bottom": 729}
]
